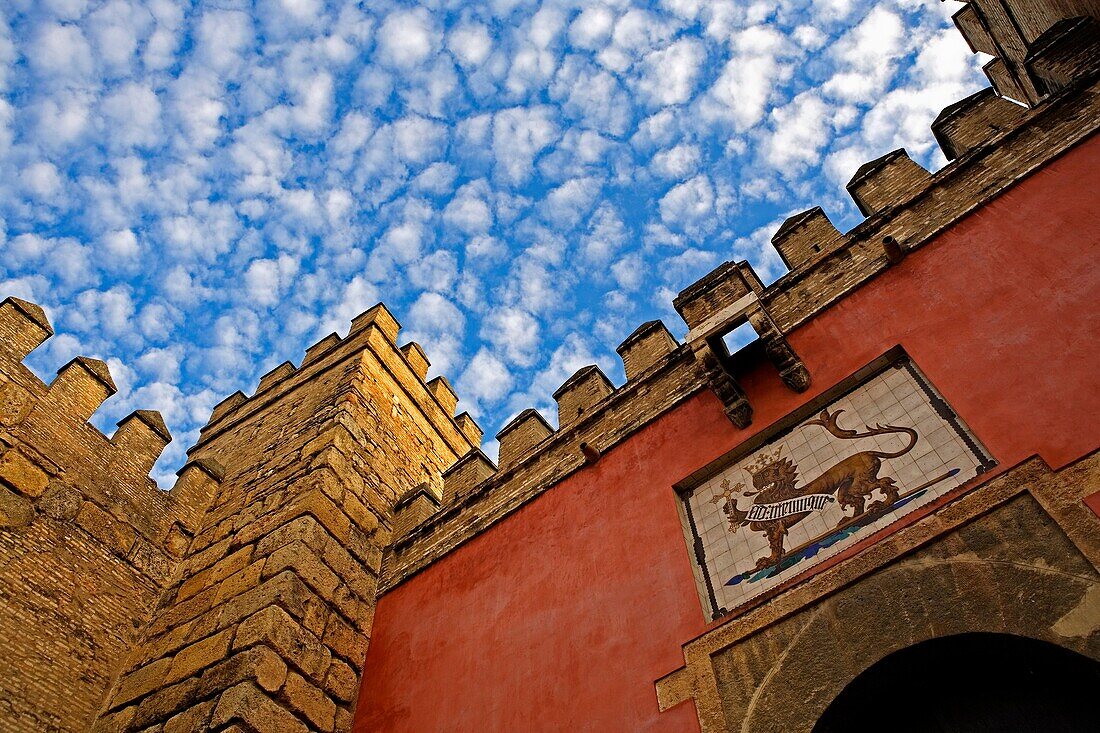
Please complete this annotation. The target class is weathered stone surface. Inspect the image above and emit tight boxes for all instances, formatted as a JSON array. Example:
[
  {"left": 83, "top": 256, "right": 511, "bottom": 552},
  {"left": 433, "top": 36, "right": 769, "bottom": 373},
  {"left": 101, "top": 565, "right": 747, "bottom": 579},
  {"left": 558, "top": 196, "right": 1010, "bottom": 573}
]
[
  {"left": 0, "top": 484, "right": 34, "bottom": 528},
  {"left": 36, "top": 480, "right": 82, "bottom": 520},
  {"left": 234, "top": 606, "right": 332, "bottom": 681},
  {"left": 0, "top": 449, "right": 49, "bottom": 497},
  {"left": 554, "top": 365, "right": 615, "bottom": 427},
  {"left": 324, "top": 659, "right": 359, "bottom": 704},
  {"left": 616, "top": 320, "right": 679, "bottom": 381},
  {"left": 211, "top": 682, "right": 309, "bottom": 733},
  {"left": 76, "top": 501, "right": 136, "bottom": 556},
  {"left": 282, "top": 671, "right": 337, "bottom": 732},
  {"left": 495, "top": 409, "right": 554, "bottom": 469},
  {"left": 197, "top": 646, "right": 288, "bottom": 697},
  {"left": 163, "top": 699, "right": 215, "bottom": 733}
]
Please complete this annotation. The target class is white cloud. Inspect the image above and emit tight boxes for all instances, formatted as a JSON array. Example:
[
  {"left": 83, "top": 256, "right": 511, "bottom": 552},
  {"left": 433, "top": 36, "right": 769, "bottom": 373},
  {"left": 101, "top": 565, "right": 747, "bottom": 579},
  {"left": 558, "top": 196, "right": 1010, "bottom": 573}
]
[
  {"left": 243, "top": 256, "right": 300, "bottom": 308},
  {"left": 569, "top": 6, "right": 616, "bottom": 50},
  {"left": 377, "top": 9, "right": 437, "bottom": 69},
  {"left": 136, "top": 347, "right": 181, "bottom": 382},
  {"left": 412, "top": 162, "right": 458, "bottom": 195},
  {"left": 391, "top": 116, "right": 448, "bottom": 165},
  {"left": 162, "top": 265, "right": 212, "bottom": 307},
  {"left": 101, "top": 83, "right": 162, "bottom": 148},
  {"left": 701, "top": 26, "right": 794, "bottom": 131},
  {"left": 170, "top": 72, "right": 227, "bottom": 150},
  {"left": 408, "top": 250, "right": 458, "bottom": 293},
  {"left": 29, "top": 23, "right": 93, "bottom": 82},
  {"left": 30, "top": 94, "right": 92, "bottom": 150},
  {"left": 813, "top": 0, "right": 857, "bottom": 23},
  {"left": 320, "top": 275, "right": 380, "bottom": 335},
  {"left": 550, "top": 58, "right": 633, "bottom": 137},
  {"left": 449, "top": 24, "right": 493, "bottom": 67},
  {"left": 443, "top": 181, "right": 493, "bottom": 234},
  {"left": 102, "top": 229, "right": 140, "bottom": 259},
  {"left": 793, "top": 25, "right": 827, "bottom": 51},
  {"left": 599, "top": 8, "right": 675, "bottom": 72},
  {"left": 492, "top": 106, "right": 560, "bottom": 185},
  {"left": 542, "top": 176, "right": 601, "bottom": 229},
  {"left": 408, "top": 292, "right": 465, "bottom": 334},
  {"left": 457, "top": 348, "right": 513, "bottom": 412},
  {"left": 659, "top": 174, "right": 715, "bottom": 233},
  {"left": 20, "top": 162, "right": 64, "bottom": 201},
  {"left": 87, "top": 0, "right": 151, "bottom": 72},
  {"left": 481, "top": 307, "right": 540, "bottom": 367},
  {"left": 732, "top": 217, "right": 788, "bottom": 284},
  {"left": 71, "top": 286, "right": 135, "bottom": 337},
  {"left": 823, "top": 7, "right": 906, "bottom": 103},
  {"left": 581, "top": 203, "right": 627, "bottom": 264},
  {"left": 651, "top": 143, "right": 701, "bottom": 179},
  {"left": 763, "top": 92, "right": 831, "bottom": 172},
  {"left": 403, "top": 292, "right": 466, "bottom": 376},
  {"left": 639, "top": 39, "right": 705, "bottom": 107},
  {"left": 194, "top": 10, "right": 253, "bottom": 75},
  {"left": 529, "top": 6, "right": 566, "bottom": 49},
  {"left": 465, "top": 235, "right": 507, "bottom": 265},
  {"left": 611, "top": 253, "right": 644, "bottom": 291},
  {"left": 0, "top": 0, "right": 985, "bottom": 477}
]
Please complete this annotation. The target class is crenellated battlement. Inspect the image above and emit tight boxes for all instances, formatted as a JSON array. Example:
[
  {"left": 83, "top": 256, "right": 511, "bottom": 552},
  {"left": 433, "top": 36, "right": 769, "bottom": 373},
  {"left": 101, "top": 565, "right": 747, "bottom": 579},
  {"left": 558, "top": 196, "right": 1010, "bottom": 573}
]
[
  {"left": 0, "top": 295, "right": 229, "bottom": 732},
  {"left": 845, "top": 149, "right": 933, "bottom": 218},
  {"left": 0, "top": 292, "right": 478, "bottom": 732},
  {"left": 952, "top": 0, "right": 1100, "bottom": 106},
  {"left": 194, "top": 302, "right": 476, "bottom": 462},
  {"left": 0, "top": 297, "right": 225, "bottom": 552},
  {"left": 82, "top": 299, "right": 479, "bottom": 733},
  {"left": 382, "top": 23, "right": 1100, "bottom": 590}
]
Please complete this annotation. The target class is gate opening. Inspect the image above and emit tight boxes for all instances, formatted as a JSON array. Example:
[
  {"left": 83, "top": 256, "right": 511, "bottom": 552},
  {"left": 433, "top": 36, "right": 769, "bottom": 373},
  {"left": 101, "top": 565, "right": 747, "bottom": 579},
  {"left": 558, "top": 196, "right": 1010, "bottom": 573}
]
[{"left": 814, "top": 632, "right": 1100, "bottom": 733}]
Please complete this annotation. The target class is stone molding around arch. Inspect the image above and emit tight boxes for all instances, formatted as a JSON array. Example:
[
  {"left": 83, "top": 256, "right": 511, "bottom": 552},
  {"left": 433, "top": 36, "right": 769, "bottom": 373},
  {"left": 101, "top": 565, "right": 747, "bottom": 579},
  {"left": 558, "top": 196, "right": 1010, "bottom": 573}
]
[{"left": 655, "top": 452, "right": 1100, "bottom": 733}]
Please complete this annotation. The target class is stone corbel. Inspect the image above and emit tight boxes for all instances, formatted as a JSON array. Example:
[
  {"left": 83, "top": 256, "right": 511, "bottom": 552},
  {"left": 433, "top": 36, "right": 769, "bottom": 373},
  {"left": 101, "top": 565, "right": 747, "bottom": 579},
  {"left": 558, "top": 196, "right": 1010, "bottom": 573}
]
[
  {"left": 745, "top": 306, "right": 811, "bottom": 394},
  {"left": 692, "top": 339, "right": 753, "bottom": 429}
]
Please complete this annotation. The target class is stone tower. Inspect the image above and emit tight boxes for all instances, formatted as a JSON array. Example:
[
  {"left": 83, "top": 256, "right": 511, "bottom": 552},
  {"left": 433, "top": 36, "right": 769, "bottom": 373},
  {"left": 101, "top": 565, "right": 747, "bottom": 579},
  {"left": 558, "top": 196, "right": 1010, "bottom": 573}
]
[
  {"left": 0, "top": 299, "right": 478, "bottom": 733},
  {"left": 91, "top": 305, "right": 480, "bottom": 732}
]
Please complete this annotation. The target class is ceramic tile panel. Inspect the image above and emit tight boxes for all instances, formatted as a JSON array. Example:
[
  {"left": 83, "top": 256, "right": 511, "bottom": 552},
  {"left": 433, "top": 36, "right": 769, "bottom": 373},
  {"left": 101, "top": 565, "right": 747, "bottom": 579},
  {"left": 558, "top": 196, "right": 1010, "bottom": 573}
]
[{"left": 678, "top": 356, "right": 994, "bottom": 620}]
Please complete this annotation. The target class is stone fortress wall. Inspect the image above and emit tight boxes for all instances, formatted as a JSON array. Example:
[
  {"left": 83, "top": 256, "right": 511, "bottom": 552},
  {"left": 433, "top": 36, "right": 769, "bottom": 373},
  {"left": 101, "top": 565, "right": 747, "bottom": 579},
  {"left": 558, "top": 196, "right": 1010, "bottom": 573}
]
[{"left": 0, "top": 1, "right": 1097, "bottom": 731}]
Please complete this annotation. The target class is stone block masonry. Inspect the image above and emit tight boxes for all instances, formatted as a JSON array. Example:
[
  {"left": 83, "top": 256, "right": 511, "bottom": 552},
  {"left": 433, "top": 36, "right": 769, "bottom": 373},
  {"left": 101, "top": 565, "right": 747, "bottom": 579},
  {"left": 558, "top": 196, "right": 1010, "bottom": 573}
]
[
  {"left": 91, "top": 304, "right": 477, "bottom": 732},
  {"left": 0, "top": 298, "right": 222, "bottom": 732},
  {"left": 0, "top": 293, "right": 475, "bottom": 732}
]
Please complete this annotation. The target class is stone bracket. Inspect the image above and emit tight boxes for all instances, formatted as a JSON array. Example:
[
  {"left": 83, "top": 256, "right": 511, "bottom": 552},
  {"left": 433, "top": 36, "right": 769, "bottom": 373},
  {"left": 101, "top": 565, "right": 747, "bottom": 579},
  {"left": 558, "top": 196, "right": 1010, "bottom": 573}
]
[
  {"left": 685, "top": 290, "right": 810, "bottom": 428},
  {"left": 746, "top": 307, "right": 811, "bottom": 394},
  {"left": 692, "top": 341, "right": 752, "bottom": 429}
]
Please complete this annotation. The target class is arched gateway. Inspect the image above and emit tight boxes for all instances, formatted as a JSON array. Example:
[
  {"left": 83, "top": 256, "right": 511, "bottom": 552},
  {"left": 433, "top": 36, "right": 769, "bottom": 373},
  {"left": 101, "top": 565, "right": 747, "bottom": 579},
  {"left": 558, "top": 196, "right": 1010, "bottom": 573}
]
[{"left": 815, "top": 633, "right": 1100, "bottom": 733}]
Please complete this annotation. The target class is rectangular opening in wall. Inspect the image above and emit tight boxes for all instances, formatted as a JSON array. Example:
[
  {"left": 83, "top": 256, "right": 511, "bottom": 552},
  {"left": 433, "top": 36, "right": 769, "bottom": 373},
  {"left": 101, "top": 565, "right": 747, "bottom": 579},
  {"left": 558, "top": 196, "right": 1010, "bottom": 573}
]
[{"left": 721, "top": 321, "right": 758, "bottom": 355}]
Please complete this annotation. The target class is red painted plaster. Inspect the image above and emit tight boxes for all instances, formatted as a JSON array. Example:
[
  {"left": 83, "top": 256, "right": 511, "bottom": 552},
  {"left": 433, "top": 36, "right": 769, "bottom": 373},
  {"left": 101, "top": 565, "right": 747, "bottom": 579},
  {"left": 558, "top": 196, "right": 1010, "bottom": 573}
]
[
  {"left": 1084, "top": 490, "right": 1100, "bottom": 519},
  {"left": 356, "top": 136, "right": 1100, "bottom": 732}
]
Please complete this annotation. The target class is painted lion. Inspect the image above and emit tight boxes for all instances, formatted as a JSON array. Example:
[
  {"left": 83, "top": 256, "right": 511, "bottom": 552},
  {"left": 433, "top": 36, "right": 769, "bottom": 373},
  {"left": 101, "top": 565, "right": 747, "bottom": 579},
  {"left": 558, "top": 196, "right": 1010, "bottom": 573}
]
[{"left": 720, "top": 407, "right": 917, "bottom": 571}]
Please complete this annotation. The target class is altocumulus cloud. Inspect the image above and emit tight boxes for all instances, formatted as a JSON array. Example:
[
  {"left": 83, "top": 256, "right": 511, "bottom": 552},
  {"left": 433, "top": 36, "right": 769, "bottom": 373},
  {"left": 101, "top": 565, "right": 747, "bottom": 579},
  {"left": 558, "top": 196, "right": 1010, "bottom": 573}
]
[{"left": 0, "top": 0, "right": 984, "bottom": 480}]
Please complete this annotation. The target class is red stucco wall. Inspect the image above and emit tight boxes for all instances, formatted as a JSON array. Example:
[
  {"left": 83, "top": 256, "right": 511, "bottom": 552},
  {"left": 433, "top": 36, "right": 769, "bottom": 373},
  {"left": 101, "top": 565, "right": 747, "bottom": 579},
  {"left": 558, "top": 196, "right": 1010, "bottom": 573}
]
[{"left": 355, "top": 134, "right": 1100, "bottom": 732}]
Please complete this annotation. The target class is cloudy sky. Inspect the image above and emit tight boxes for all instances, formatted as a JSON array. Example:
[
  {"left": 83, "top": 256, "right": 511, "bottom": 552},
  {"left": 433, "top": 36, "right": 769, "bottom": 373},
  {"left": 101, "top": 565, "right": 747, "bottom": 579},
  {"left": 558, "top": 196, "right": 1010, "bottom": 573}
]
[{"left": 0, "top": 0, "right": 986, "bottom": 483}]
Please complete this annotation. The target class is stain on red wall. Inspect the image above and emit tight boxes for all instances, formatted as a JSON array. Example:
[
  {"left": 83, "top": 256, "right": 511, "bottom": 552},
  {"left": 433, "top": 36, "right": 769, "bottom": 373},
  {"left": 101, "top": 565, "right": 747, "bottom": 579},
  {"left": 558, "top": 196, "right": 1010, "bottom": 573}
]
[{"left": 355, "top": 136, "right": 1100, "bottom": 732}]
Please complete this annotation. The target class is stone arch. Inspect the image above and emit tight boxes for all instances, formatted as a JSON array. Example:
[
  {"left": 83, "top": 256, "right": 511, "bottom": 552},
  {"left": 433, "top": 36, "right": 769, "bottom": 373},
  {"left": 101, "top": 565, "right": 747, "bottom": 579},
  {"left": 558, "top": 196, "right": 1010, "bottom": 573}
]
[
  {"left": 739, "top": 554, "right": 1099, "bottom": 732},
  {"left": 813, "top": 632, "right": 1100, "bottom": 732}
]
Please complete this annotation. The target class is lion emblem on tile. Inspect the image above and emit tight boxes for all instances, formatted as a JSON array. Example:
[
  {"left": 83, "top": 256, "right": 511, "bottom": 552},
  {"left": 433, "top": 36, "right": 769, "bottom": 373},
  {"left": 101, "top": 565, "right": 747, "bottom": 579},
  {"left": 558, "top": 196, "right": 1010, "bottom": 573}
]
[{"left": 712, "top": 407, "right": 918, "bottom": 571}]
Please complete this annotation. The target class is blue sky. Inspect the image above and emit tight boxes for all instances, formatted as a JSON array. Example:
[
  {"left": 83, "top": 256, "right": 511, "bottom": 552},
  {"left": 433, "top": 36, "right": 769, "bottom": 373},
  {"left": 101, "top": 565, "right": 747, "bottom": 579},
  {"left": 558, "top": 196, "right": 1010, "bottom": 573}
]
[{"left": 0, "top": 0, "right": 986, "bottom": 484}]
